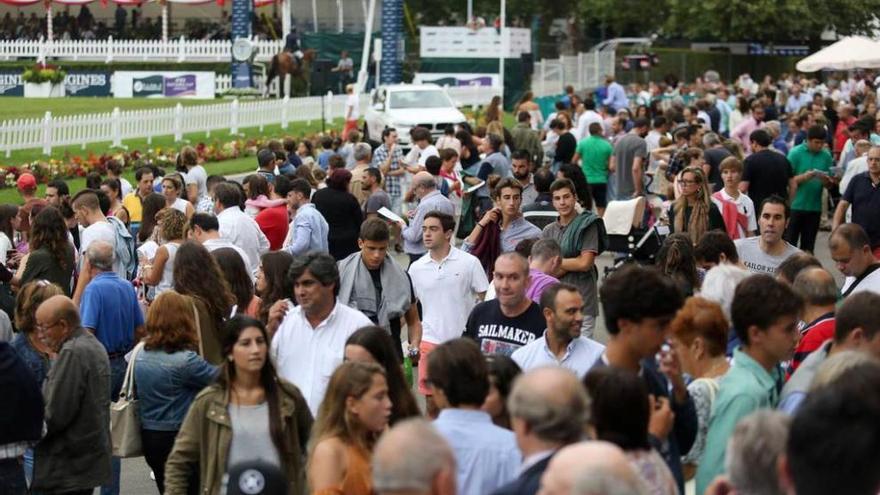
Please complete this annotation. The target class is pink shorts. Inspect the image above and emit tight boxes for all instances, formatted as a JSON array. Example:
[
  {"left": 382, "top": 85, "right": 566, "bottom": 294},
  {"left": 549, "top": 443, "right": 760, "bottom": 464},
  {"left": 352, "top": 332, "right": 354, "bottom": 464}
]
[{"left": 417, "top": 341, "right": 439, "bottom": 396}]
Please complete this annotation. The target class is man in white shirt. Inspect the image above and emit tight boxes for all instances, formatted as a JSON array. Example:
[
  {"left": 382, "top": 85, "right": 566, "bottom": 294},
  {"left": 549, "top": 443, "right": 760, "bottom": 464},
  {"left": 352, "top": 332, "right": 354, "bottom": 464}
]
[
  {"left": 212, "top": 182, "right": 269, "bottom": 270},
  {"left": 404, "top": 127, "right": 439, "bottom": 171},
  {"left": 187, "top": 212, "right": 253, "bottom": 279},
  {"left": 574, "top": 99, "right": 603, "bottom": 141},
  {"left": 512, "top": 283, "right": 604, "bottom": 378},
  {"left": 830, "top": 224, "right": 880, "bottom": 297},
  {"left": 268, "top": 252, "right": 372, "bottom": 415},
  {"left": 409, "top": 211, "right": 488, "bottom": 417},
  {"left": 71, "top": 190, "right": 122, "bottom": 303}
]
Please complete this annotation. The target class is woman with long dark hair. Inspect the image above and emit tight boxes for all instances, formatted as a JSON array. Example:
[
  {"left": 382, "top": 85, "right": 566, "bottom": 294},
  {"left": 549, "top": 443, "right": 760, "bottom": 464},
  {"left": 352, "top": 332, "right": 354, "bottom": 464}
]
[
  {"left": 656, "top": 233, "right": 702, "bottom": 297},
  {"left": 256, "top": 251, "right": 294, "bottom": 327},
  {"left": 138, "top": 193, "right": 168, "bottom": 245},
  {"left": 344, "top": 326, "right": 420, "bottom": 425},
  {"left": 212, "top": 247, "right": 260, "bottom": 318},
  {"left": 135, "top": 290, "right": 217, "bottom": 494},
  {"left": 172, "top": 240, "right": 235, "bottom": 364},
  {"left": 484, "top": 95, "right": 503, "bottom": 125},
  {"left": 482, "top": 354, "right": 522, "bottom": 430},
  {"left": 165, "top": 315, "right": 313, "bottom": 495},
  {"left": 17, "top": 207, "right": 75, "bottom": 294},
  {"left": 307, "top": 361, "right": 391, "bottom": 495},
  {"left": 101, "top": 178, "right": 130, "bottom": 226},
  {"left": 312, "top": 168, "right": 363, "bottom": 260}
]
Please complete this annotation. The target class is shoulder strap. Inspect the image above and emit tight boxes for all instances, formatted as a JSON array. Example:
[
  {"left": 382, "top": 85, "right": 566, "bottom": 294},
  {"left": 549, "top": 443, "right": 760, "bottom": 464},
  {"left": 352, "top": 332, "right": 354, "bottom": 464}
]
[
  {"left": 842, "top": 263, "right": 880, "bottom": 298},
  {"left": 120, "top": 341, "right": 145, "bottom": 400}
]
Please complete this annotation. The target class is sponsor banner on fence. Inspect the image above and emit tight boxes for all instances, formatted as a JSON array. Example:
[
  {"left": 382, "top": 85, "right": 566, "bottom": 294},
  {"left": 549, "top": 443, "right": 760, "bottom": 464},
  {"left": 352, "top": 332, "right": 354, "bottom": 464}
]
[
  {"left": 64, "top": 71, "right": 111, "bottom": 96},
  {"left": 413, "top": 73, "right": 499, "bottom": 87},
  {"left": 0, "top": 72, "right": 23, "bottom": 96},
  {"left": 113, "top": 71, "right": 215, "bottom": 98}
]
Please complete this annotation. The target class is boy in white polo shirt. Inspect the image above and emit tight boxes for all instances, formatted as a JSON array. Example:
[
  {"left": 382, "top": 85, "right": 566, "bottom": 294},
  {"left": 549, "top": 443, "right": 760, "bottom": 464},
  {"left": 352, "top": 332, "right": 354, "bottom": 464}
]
[{"left": 409, "top": 210, "right": 488, "bottom": 418}]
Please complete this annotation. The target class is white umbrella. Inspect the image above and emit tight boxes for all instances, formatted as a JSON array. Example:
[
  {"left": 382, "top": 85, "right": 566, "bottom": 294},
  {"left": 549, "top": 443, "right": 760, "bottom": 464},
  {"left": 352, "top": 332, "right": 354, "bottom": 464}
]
[{"left": 796, "top": 36, "right": 880, "bottom": 72}]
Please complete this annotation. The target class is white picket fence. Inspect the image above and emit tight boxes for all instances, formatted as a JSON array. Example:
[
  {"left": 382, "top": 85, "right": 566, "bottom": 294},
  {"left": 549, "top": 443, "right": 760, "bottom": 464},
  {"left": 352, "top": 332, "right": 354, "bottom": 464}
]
[
  {"left": 532, "top": 50, "right": 616, "bottom": 97},
  {"left": 0, "top": 85, "right": 498, "bottom": 157},
  {"left": 0, "top": 37, "right": 284, "bottom": 63}
]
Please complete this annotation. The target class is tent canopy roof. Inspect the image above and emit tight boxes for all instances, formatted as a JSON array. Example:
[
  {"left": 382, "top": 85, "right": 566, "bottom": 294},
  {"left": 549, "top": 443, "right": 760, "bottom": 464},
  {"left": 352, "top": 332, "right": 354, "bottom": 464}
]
[{"left": 796, "top": 36, "right": 880, "bottom": 72}]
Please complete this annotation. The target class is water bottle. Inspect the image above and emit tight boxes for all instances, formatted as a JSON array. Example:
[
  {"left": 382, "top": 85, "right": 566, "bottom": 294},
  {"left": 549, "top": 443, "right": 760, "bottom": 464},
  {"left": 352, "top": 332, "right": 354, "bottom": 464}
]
[{"left": 403, "top": 354, "right": 413, "bottom": 388}]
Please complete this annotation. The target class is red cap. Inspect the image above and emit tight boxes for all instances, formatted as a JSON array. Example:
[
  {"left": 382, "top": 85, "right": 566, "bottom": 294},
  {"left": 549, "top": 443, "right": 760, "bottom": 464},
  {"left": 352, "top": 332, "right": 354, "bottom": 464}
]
[{"left": 16, "top": 173, "right": 37, "bottom": 191}]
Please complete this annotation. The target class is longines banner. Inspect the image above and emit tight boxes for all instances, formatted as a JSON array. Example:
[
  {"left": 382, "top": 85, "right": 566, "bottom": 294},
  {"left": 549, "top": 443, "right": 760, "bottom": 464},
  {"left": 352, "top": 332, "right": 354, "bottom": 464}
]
[
  {"left": 113, "top": 71, "right": 215, "bottom": 98},
  {"left": 0, "top": 71, "right": 111, "bottom": 97}
]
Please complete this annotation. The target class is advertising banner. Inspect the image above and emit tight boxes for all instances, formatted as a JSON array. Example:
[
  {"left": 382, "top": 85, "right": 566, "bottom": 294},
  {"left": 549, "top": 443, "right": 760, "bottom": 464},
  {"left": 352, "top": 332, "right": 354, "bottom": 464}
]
[
  {"left": 0, "top": 72, "right": 23, "bottom": 96},
  {"left": 64, "top": 71, "right": 111, "bottom": 96},
  {"left": 113, "top": 71, "right": 215, "bottom": 98},
  {"left": 413, "top": 73, "right": 499, "bottom": 87}
]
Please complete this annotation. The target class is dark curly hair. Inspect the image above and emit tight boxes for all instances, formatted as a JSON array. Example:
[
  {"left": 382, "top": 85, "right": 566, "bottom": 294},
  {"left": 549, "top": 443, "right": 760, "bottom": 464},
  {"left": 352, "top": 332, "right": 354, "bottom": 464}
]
[
  {"left": 173, "top": 241, "right": 235, "bottom": 328},
  {"left": 29, "top": 207, "right": 73, "bottom": 271}
]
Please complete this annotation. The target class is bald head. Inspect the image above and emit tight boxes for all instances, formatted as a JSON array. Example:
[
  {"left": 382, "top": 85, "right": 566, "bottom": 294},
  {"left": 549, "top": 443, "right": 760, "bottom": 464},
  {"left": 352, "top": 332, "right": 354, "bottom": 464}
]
[
  {"left": 508, "top": 367, "right": 590, "bottom": 447},
  {"left": 413, "top": 171, "right": 437, "bottom": 196},
  {"left": 86, "top": 240, "right": 115, "bottom": 272},
  {"left": 35, "top": 295, "right": 81, "bottom": 352},
  {"left": 792, "top": 267, "right": 838, "bottom": 307},
  {"left": 540, "top": 441, "right": 643, "bottom": 495},
  {"left": 373, "top": 419, "right": 456, "bottom": 495}
]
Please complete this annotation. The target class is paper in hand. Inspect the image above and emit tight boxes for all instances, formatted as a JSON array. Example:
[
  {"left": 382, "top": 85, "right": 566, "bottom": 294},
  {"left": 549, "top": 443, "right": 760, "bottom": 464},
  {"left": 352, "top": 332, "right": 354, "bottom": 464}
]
[
  {"left": 466, "top": 180, "right": 486, "bottom": 194},
  {"left": 378, "top": 207, "right": 405, "bottom": 224}
]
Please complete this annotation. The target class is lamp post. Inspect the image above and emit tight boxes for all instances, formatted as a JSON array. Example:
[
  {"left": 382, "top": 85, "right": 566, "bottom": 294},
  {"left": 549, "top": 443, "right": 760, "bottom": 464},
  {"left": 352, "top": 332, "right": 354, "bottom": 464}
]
[{"left": 498, "top": 0, "right": 505, "bottom": 104}]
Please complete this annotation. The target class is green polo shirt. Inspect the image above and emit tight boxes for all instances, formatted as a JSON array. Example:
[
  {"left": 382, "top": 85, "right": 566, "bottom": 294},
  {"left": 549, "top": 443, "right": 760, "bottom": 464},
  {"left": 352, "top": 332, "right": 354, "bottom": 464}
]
[
  {"left": 788, "top": 143, "right": 833, "bottom": 212},
  {"left": 695, "top": 348, "right": 783, "bottom": 495},
  {"left": 575, "top": 135, "right": 613, "bottom": 184}
]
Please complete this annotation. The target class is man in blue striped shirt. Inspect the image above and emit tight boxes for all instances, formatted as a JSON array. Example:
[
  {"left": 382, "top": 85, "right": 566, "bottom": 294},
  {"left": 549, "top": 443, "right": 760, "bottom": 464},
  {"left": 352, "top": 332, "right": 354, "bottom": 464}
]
[{"left": 285, "top": 179, "right": 329, "bottom": 255}]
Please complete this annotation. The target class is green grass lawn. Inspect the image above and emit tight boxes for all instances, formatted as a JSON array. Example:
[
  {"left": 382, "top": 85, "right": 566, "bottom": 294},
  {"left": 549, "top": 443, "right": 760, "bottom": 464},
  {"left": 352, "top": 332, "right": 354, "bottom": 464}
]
[{"left": 1, "top": 97, "right": 223, "bottom": 120}]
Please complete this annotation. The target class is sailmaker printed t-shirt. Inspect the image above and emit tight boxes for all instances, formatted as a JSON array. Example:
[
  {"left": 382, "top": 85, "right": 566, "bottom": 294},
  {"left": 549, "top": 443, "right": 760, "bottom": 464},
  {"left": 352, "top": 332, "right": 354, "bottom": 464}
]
[{"left": 464, "top": 299, "right": 546, "bottom": 356}]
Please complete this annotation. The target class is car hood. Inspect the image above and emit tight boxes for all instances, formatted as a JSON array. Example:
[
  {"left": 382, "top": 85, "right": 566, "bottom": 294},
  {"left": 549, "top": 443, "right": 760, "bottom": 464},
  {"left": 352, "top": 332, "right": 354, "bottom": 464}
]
[{"left": 384, "top": 107, "right": 466, "bottom": 126}]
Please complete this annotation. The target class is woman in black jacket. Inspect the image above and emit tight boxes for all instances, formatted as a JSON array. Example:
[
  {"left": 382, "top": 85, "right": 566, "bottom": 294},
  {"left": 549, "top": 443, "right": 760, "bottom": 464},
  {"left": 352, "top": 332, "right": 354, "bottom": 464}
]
[{"left": 312, "top": 168, "right": 362, "bottom": 260}]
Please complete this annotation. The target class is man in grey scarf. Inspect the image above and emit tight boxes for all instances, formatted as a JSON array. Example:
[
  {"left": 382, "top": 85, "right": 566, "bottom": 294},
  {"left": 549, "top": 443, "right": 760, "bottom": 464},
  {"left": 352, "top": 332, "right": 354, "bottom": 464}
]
[{"left": 338, "top": 218, "right": 422, "bottom": 361}]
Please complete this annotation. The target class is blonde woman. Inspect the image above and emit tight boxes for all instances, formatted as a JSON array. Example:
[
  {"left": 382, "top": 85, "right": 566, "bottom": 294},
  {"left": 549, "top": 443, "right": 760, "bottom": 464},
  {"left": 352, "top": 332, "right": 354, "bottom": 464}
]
[
  {"left": 668, "top": 166, "right": 725, "bottom": 244},
  {"left": 307, "top": 361, "right": 391, "bottom": 495},
  {"left": 142, "top": 208, "right": 187, "bottom": 296}
]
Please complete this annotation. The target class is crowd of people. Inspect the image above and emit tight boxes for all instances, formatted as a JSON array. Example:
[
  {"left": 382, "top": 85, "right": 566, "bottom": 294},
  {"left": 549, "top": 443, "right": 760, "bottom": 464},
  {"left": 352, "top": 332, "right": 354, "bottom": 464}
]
[
  {"left": 2, "top": 68, "right": 880, "bottom": 495},
  {"left": 0, "top": 5, "right": 283, "bottom": 42}
]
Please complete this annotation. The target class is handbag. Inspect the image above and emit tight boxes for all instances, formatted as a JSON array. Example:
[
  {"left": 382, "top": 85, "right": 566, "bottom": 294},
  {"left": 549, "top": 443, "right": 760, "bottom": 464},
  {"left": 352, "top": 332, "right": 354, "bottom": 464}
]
[{"left": 110, "top": 341, "right": 145, "bottom": 458}]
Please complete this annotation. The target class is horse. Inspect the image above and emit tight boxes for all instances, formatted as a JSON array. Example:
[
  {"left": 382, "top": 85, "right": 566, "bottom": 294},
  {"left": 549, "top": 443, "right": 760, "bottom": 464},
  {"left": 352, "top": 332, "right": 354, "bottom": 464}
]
[{"left": 265, "top": 48, "right": 316, "bottom": 99}]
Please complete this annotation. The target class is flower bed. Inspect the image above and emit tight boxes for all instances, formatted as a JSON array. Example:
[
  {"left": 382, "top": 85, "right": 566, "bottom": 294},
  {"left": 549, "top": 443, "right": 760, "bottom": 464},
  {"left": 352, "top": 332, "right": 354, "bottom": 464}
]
[{"left": 0, "top": 136, "right": 281, "bottom": 188}]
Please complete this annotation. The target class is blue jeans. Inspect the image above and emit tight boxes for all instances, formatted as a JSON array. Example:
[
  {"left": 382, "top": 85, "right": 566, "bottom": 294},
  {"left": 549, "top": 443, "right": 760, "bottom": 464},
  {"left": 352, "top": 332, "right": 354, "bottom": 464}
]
[
  {"left": 101, "top": 355, "right": 128, "bottom": 495},
  {"left": 0, "top": 458, "right": 26, "bottom": 495}
]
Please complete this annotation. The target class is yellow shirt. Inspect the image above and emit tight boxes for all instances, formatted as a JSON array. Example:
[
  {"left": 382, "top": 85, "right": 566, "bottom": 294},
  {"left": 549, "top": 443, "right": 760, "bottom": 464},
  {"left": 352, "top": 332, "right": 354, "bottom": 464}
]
[{"left": 123, "top": 192, "right": 144, "bottom": 223}]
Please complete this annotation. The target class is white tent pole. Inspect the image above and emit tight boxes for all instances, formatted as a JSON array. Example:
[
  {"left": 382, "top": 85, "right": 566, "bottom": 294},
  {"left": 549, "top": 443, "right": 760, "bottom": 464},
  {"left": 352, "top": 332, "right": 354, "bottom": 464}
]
[
  {"left": 161, "top": 2, "right": 168, "bottom": 42},
  {"left": 281, "top": 0, "right": 290, "bottom": 37},
  {"left": 311, "top": 0, "right": 318, "bottom": 32},
  {"left": 357, "top": 0, "right": 376, "bottom": 92},
  {"left": 46, "top": 3, "right": 53, "bottom": 42},
  {"left": 336, "top": 0, "right": 343, "bottom": 32},
  {"left": 498, "top": 0, "right": 506, "bottom": 104}
]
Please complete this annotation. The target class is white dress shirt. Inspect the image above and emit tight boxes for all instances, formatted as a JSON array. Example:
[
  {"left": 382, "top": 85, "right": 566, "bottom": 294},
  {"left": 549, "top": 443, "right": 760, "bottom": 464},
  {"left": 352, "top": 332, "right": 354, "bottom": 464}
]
[
  {"left": 270, "top": 300, "right": 372, "bottom": 415},
  {"left": 217, "top": 207, "right": 270, "bottom": 270},
  {"left": 511, "top": 331, "right": 605, "bottom": 378},
  {"left": 203, "top": 237, "right": 254, "bottom": 280},
  {"left": 408, "top": 247, "right": 489, "bottom": 344}
]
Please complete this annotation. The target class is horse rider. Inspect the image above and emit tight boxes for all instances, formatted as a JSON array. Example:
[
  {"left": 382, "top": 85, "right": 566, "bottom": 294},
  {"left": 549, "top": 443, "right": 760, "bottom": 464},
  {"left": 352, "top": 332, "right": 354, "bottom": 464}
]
[{"left": 284, "top": 27, "right": 304, "bottom": 60}]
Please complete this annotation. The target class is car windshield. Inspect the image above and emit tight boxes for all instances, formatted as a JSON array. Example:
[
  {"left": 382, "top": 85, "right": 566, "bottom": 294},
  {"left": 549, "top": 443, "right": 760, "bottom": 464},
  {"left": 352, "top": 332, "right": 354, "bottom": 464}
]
[{"left": 388, "top": 90, "right": 453, "bottom": 109}]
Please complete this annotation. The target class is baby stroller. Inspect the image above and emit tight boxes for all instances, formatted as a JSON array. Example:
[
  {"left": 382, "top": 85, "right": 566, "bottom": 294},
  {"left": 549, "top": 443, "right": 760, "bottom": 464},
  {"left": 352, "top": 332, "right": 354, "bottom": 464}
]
[{"left": 602, "top": 196, "right": 667, "bottom": 278}]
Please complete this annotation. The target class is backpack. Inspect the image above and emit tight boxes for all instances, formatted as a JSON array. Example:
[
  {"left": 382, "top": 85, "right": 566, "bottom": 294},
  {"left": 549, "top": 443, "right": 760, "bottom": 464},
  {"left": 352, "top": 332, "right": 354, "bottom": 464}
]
[{"left": 107, "top": 216, "right": 138, "bottom": 281}]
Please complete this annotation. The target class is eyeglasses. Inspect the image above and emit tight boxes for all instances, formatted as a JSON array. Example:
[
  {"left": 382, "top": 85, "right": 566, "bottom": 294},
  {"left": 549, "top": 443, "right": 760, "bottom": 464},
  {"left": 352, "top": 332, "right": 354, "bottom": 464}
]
[{"left": 36, "top": 319, "right": 62, "bottom": 333}]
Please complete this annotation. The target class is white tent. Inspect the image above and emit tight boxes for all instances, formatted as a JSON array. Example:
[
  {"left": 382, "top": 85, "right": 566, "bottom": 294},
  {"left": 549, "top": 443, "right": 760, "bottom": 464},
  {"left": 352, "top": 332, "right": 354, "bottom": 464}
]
[{"left": 796, "top": 35, "right": 880, "bottom": 72}]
